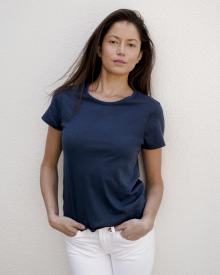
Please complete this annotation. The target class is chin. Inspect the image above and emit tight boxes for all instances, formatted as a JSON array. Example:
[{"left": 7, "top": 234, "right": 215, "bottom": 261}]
[{"left": 109, "top": 66, "right": 128, "bottom": 73}]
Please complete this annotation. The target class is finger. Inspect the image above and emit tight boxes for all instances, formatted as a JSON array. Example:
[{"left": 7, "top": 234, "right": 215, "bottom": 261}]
[
  {"left": 70, "top": 229, "right": 78, "bottom": 236},
  {"left": 115, "top": 223, "right": 127, "bottom": 231},
  {"left": 74, "top": 222, "right": 86, "bottom": 230}
]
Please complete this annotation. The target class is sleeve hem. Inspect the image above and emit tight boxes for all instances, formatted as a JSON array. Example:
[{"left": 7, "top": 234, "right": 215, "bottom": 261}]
[
  {"left": 41, "top": 116, "right": 62, "bottom": 131},
  {"left": 141, "top": 143, "right": 166, "bottom": 150}
]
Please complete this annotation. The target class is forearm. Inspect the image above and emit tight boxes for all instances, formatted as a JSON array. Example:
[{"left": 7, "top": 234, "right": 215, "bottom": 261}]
[
  {"left": 40, "top": 164, "right": 59, "bottom": 224},
  {"left": 141, "top": 180, "right": 164, "bottom": 224}
]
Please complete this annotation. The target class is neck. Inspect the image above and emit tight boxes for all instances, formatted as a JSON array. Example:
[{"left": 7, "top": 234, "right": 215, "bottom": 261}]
[{"left": 89, "top": 76, "right": 132, "bottom": 97}]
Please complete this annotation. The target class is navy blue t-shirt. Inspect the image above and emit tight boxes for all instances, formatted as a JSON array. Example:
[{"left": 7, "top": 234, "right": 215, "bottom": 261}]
[{"left": 41, "top": 82, "right": 166, "bottom": 231}]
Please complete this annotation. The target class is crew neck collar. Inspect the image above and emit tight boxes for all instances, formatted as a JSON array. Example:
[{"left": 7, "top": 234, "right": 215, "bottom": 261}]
[{"left": 83, "top": 82, "right": 137, "bottom": 105}]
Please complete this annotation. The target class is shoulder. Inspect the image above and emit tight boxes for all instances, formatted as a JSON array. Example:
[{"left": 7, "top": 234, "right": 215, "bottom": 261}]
[
  {"left": 136, "top": 91, "right": 163, "bottom": 113},
  {"left": 53, "top": 86, "right": 78, "bottom": 100},
  {"left": 51, "top": 86, "right": 80, "bottom": 108}
]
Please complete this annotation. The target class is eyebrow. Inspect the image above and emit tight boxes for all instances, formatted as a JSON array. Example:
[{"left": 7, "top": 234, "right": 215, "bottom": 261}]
[{"left": 107, "top": 35, "right": 138, "bottom": 42}]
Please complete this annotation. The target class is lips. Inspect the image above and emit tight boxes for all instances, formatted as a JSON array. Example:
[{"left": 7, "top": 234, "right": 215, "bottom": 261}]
[{"left": 113, "top": 59, "right": 126, "bottom": 64}]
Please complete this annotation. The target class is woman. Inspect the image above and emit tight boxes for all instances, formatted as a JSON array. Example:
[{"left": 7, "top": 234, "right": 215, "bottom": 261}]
[{"left": 40, "top": 8, "right": 166, "bottom": 275}]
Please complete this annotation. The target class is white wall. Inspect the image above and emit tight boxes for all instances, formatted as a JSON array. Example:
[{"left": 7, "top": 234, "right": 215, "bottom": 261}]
[{"left": 1, "top": 1, "right": 219, "bottom": 274}]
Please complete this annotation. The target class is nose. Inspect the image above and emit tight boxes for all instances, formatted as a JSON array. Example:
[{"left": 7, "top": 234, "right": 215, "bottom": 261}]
[{"left": 116, "top": 44, "right": 125, "bottom": 55}]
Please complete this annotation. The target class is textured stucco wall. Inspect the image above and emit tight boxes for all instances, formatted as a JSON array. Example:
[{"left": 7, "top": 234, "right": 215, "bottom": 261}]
[{"left": 1, "top": 1, "right": 219, "bottom": 274}]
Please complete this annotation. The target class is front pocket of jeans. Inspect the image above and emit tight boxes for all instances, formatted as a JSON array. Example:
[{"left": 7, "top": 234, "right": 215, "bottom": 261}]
[
  {"left": 118, "top": 231, "right": 138, "bottom": 242},
  {"left": 66, "top": 229, "right": 82, "bottom": 239},
  {"left": 117, "top": 227, "right": 155, "bottom": 242}
]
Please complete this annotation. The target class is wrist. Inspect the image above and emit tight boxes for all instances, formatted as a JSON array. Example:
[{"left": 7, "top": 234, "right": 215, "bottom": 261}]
[
  {"left": 48, "top": 213, "right": 59, "bottom": 226},
  {"left": 140, "top": 215, "right": 155, "bottom": 229}
]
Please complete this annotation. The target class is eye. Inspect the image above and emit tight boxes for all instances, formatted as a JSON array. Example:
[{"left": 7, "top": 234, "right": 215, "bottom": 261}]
[
  {"left": 110, "top": 40, "right": 117, "bottom": 44},
  {"left": 129, "top": 44, "right": 136, "bottom": 47}
]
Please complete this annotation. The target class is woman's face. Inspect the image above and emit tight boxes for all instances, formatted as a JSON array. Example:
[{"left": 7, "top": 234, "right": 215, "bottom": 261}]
[{"left": 98, "top": 21, "right": 143, "bottom": 76}]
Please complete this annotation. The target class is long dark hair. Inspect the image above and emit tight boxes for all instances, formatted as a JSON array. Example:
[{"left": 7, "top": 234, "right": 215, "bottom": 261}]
[{"left": 48, "top": 8, "right": 155, "bottom": 110}]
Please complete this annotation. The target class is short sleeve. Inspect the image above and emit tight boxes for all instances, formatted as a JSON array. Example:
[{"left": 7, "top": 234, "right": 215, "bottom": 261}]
[
  {"left": 41, "top": 94, "right": 63, "bottom": 130},
  {"left": 141, "top": 102, "right": 166, "bottom": 150}
]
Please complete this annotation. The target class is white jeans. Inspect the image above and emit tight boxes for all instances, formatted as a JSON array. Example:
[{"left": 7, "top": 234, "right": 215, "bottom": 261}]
[{"left": 64, "top": 225, "right": 156, "bottom": 275}]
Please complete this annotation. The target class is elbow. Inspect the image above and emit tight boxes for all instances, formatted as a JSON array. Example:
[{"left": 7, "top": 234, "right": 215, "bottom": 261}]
[
  {"left": 147, "top": 177, "right": 164, "bottom": 190},
  {"left": 40, "top": 157, "right": 58, "bottom": 170}
]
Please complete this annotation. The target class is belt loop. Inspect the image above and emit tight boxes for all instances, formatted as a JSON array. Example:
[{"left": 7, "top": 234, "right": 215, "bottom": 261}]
[{"left": 111, "top": 226, "right": 115, "bottom": 233}]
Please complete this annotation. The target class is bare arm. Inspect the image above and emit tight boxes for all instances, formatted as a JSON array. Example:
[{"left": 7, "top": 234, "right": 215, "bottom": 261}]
[
  {"left": 114, "top": 148, "right": 164, "bottom": 239},
  {"left": 40, "top": 126, "right": 62, "bottom": 225},
  {"left": 40, "top": 126, "right": 86, "bottom": 236},
  {"left": 140, "top": 148, "right": 164, "bottom": 227}
]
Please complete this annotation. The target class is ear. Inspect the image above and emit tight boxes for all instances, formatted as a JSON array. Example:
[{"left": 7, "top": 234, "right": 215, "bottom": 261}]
[{"left": 97, "top": 45, "right": 102, "bottom": 57}]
